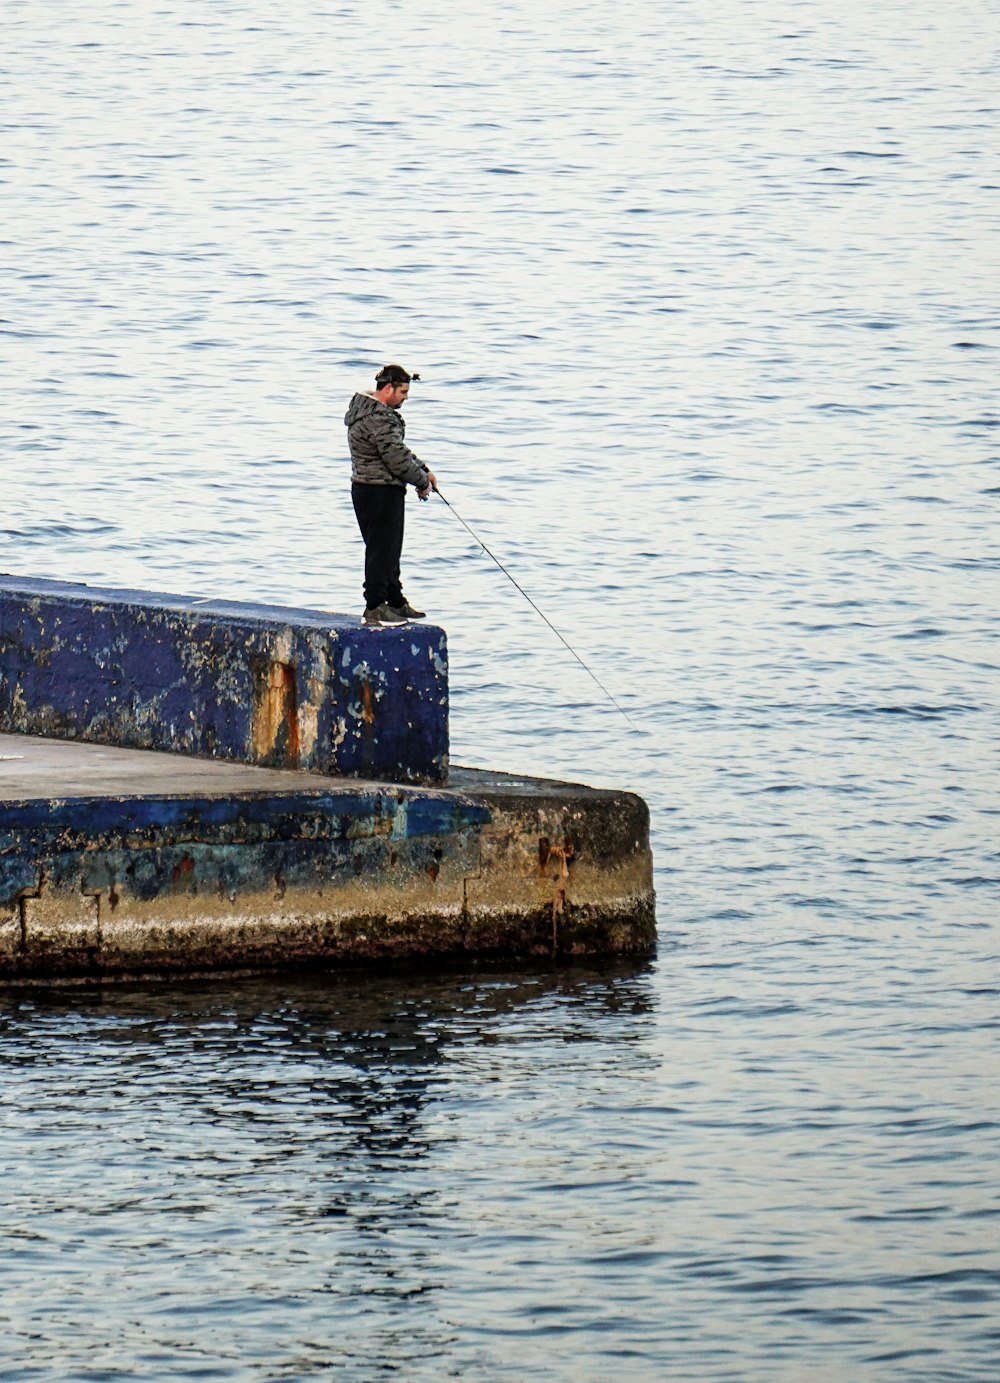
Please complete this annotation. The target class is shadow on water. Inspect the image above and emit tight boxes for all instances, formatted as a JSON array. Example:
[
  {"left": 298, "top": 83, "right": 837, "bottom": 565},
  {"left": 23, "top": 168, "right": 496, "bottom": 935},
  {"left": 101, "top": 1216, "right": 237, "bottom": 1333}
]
[
  {"left": 1, "top": 955, "right": 658, "bottom": 1041},
  {"left": 1, "top": 961, "right": 660, "bottom": 1179}
]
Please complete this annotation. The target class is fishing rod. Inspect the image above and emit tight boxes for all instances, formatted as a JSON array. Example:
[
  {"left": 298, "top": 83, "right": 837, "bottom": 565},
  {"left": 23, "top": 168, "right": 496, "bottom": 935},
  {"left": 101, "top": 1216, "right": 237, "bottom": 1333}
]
[{"left": 432, "top": 487, "right": 642, "bottom": 733}]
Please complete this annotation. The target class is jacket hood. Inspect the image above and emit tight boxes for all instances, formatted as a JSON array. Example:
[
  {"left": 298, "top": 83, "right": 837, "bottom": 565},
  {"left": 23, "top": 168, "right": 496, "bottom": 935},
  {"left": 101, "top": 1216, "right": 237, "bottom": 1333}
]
[{"left": 344, "top": 391, "right": 383, "bottom": 427}]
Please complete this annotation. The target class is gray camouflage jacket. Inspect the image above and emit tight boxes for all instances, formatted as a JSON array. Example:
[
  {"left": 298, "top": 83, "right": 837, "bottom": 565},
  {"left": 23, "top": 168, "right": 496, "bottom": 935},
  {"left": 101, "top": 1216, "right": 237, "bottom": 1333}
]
[{"left": 344, "top": 392, "right": 430, "bottom": 489}]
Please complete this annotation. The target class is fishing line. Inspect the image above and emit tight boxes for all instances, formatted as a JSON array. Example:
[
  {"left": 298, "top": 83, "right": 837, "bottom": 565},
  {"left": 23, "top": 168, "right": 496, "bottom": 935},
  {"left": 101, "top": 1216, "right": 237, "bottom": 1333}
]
[{"left": 433, "top": 488, "right": 642, "bottom": 733}]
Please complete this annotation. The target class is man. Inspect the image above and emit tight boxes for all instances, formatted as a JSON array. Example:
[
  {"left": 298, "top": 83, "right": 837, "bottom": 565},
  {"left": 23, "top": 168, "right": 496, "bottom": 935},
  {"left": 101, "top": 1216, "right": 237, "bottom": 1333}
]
[{"left": 344, "top": 363, "right": 438, "bottom": 627}]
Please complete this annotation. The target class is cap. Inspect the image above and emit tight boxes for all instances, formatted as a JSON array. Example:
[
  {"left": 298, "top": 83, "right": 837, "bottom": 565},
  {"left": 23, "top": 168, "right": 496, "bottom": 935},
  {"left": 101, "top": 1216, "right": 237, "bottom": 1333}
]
[{"left": 375, "top": 363, "right": 420, "bottom": 386}]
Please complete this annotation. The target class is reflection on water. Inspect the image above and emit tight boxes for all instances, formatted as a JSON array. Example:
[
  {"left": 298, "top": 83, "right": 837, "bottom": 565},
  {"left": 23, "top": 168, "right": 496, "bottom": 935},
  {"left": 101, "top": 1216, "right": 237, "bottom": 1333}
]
[
  {"left": 3, "top": 0, "right": 999, "bottom": 1376},
  {"left": 3, "top": 966, "right": 662, "bottom": 1380},
  {"left": 3, "top": 946, "right": 998, "bottom": 1380}
]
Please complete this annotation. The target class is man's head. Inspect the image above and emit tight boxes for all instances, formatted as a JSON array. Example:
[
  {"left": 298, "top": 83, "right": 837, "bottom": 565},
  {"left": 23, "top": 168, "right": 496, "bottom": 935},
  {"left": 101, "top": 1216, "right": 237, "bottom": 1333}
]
[{"left": 374, "top": 363, "right": 420, "bottom": 409}]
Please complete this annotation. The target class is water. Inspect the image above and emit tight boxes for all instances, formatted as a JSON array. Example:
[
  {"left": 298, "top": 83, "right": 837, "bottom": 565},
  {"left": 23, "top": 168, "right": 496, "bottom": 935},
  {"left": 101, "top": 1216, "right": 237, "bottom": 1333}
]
[{"left": 2, "top": 0, "right": 998, "bottom": 1377}]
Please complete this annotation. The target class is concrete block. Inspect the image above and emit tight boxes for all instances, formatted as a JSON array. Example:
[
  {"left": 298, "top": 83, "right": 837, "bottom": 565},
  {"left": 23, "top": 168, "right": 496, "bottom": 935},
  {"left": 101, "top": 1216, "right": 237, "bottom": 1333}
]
[
  {"left": 0, "top": 574, "right": 447, "bottom": 783},
  {"left": 0, "top": 732, "right": 656, "bottom": 982}
]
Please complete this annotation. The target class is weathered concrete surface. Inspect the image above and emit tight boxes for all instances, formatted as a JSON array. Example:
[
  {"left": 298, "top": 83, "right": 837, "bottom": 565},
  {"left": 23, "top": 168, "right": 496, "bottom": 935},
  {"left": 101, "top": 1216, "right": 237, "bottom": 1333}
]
[
  {"left": 0, "top": 574, "right": 447, "bottom": 784},
  {"left": 0, "top": 735, "right": 655, "bottom": 982}
]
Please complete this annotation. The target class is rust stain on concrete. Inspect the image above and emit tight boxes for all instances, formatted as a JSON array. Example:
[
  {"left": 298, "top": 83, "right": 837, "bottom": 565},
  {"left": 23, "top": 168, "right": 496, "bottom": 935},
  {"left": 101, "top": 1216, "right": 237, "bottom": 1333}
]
[
  {"left": 251, "top": 659, "right": 300, "bottom": 767},
  {"left": 360, "top": 680, "right": 375, "bottom": 727}
]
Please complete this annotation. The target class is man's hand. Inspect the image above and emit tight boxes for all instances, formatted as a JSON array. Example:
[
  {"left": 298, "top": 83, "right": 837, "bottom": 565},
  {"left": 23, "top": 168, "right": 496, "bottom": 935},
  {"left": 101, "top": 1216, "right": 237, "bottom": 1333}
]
[{"left": 418, "top": 470, "right": 438, "bottom": 501}]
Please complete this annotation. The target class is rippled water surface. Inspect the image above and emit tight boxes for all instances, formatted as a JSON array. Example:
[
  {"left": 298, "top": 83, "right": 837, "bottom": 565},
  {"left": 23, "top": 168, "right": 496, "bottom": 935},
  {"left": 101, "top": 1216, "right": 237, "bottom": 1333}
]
[{"left": 3, "top": 0, "right": 999, "bottom": 1378}]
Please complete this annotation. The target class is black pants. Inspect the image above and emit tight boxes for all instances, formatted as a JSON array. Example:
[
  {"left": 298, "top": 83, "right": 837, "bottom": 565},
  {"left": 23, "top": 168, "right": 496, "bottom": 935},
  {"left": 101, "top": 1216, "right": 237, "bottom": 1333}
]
[{"left": 352, "top": 483, "right": 406, "bottom": 610}]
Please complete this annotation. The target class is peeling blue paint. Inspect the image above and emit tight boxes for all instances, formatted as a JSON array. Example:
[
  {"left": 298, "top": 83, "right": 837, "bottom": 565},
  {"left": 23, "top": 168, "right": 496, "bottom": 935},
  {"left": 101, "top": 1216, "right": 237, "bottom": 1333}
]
[{"left": 0, "top": 786, "right": 491, "bottom": 908}]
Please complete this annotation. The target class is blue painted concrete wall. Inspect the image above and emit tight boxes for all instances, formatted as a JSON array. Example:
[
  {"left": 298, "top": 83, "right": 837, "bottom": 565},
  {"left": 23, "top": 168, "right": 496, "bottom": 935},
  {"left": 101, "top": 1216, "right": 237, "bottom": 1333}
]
[
  {"left": 0, "top": 576, "right": 448, "bottom": 783},
  {"left": 0, "top": 785, "right": 489, "bottom": 912}
]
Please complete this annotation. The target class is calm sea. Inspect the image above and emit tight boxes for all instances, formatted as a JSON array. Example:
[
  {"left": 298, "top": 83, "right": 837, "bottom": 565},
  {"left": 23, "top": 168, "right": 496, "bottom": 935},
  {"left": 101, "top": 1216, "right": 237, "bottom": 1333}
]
[{"left": 2, "top": 1, "right": 998, "bottom": 1378}]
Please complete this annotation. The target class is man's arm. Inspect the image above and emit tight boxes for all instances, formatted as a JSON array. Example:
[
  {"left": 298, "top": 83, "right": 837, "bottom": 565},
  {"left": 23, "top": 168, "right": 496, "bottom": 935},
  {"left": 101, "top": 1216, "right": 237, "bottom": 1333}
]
[{"left": 369, "top": 410, "right": 432, "bottom": 488}]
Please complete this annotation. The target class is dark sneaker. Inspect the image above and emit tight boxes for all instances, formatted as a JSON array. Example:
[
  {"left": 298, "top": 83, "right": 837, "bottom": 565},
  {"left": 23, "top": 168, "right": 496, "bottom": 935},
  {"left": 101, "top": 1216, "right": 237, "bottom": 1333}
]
[
  {"left": 392, "top": 601, "right": 425, "bottom": 619},
  {"left": 363, "top": 604, "right": 407, "bottom": 627}
]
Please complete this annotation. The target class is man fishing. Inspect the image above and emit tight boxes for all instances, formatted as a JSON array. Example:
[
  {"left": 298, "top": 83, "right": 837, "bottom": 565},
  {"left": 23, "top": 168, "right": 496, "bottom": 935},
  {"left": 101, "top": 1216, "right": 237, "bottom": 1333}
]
[
  {"left": 345, "top": 363, "right": 437, "bottom": 627},
  {"left": 345, "top": 364, "right": 637, "bottom": 726}
]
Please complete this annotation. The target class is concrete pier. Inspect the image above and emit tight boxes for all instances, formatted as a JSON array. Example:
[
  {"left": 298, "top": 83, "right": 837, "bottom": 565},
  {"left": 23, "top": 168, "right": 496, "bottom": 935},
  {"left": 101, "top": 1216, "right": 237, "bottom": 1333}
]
[
  {"left": 0, "top": 735, "right": 655, "bottom": 981},
  {"left": 0, "top": 575, "right": 655, "bottom": 982}
]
